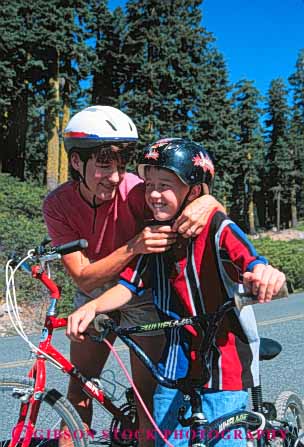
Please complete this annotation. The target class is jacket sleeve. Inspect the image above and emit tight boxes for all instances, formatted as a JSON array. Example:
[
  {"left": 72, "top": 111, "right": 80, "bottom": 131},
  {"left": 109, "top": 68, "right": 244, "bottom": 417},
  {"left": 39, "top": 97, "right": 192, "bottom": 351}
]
[
  {"left": 119, "top": 254, "right": 152, "bottom": 296},
  {"left": 219, "top": 221, "right": 268, "bottom": 282}
]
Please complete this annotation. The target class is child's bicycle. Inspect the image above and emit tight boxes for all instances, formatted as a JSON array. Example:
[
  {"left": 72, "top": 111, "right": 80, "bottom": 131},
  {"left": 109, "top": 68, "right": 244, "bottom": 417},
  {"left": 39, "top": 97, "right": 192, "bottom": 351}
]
[
  {"left": 91, "top": 290, "right": 304, "bottom": 447},
  {"left": 2, "top": 239, "right": 138, "bottom": 447},
  {"left": 1, "top": 239, "right": 304, "bottom": 447}
]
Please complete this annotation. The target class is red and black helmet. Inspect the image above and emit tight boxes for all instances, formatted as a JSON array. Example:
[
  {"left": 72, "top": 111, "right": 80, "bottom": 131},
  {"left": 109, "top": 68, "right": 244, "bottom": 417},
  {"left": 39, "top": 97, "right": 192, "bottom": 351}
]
[{"left": 137, "top": 138, "right": 215, "bottom": 188}]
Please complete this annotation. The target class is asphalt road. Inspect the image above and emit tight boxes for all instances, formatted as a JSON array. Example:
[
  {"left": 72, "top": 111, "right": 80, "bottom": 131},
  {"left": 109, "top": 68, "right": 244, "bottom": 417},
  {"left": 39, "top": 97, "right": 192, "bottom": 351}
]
[{"left": 0, "top": 292, "right": 303, "bottom": 438}]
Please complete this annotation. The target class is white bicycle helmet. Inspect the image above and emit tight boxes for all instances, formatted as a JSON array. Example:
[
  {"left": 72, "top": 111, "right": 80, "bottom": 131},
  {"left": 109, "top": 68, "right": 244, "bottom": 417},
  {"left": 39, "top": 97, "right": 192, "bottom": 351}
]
[{"left": 64, "top": 106, "right": 138, "bottom": 153}]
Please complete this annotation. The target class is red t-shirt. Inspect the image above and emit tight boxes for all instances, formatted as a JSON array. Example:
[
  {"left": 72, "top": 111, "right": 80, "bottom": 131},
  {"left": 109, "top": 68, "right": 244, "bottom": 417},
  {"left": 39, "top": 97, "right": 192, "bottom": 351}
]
[{"left": 43, "top": 173, "right": 148, "bottom": 262}]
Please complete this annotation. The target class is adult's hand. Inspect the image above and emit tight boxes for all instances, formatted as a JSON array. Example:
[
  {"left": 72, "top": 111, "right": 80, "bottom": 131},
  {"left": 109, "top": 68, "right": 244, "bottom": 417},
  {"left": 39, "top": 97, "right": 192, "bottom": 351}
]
[
  {"left": 67, "top": 302, "right": 97, "bottom": 342},
  {"left": 243, "top": 264, "right": 286, "bottom": 303},
  {"left": 172, "top": 195, "right": 225, "bottom": 238},
  {"left": 129, "top": 225, "right": 177, "bottom": 254}
]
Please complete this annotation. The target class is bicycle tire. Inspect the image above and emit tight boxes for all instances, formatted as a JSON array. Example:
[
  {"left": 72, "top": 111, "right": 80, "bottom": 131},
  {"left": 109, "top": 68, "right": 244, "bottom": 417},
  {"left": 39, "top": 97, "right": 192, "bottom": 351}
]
[
  {"left": 0, "top": 376, "right": 89, "bottom": 447},
  {"left": 274, "top": 391, "right": 304, "bottom": 447}
]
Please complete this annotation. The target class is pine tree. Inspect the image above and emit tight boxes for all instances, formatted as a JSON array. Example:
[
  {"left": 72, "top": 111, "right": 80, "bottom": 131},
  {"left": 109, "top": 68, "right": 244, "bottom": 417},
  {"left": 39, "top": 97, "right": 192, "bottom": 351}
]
[
  {"left": 0, "top": 0, "right": 90, "bottom": 185},
  {"left": 0, "top": 0, "right": 33, "bottom": 178},
  {"left": 231, "top": 80, "right": 264, "bottom": 233},
  {"left": 264, "top": 78, "right": 292, "bottom": 229},
  {"left": 85, "top": 1, "right": 126, "bottom": 107},
  {"left": 121, "top": 0, "right": 213, "bottom": 159},
  {"left": 288, "top": 49, "right": 304, "bottom": 220},
  {"left": 192, "top": 48, "right": 238, "bottom": 210},
  {"left": 31, "top": 0, "right": 90, "bottom": 189}
]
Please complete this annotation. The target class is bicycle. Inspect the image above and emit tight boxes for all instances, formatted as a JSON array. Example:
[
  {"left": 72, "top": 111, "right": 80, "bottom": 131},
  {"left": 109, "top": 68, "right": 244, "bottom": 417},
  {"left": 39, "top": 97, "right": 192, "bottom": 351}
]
[
  {"left": 90, "top": 286, "right": 304, "bottom": 447},
  {"left": 2, "top": 239, "right": 138, "bottom": 447},
  {"left": 2, "top": 239, "right": 304, "bottom": 447}
]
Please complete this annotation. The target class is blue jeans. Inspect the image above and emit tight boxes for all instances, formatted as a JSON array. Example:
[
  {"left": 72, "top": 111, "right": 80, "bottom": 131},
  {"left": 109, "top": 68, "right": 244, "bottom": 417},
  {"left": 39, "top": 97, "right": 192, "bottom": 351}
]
[{"left": 154, "top": 385, "right": 248, "bottom": 446}]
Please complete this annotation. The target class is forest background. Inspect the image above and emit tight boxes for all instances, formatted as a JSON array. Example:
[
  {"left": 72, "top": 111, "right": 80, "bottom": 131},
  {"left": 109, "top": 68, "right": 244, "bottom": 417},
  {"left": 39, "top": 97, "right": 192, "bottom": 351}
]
[{"left": 1, "top": 0, "right": 304, "bottom": 314}]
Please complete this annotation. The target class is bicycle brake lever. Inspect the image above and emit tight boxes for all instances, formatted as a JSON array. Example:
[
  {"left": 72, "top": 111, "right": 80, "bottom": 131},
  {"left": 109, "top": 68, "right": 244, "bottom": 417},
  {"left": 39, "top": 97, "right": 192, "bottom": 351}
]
[
  {"left": 41, "top": 236, "right": 52, "bottom": 247},
  {"left": 90, "top": 314, "right": 115, "bottom": 342},
  {"left": 8, "top": 252, "right": 20, "bottom": 268},
  {"left": 94, "top": 314, "right": 113, "bottom": 331}
]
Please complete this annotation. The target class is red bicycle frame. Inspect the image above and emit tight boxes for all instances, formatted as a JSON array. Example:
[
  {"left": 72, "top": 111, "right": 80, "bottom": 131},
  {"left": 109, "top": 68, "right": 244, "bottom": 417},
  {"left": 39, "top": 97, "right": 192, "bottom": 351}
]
[{"left": 10, "top": 264, "right": 130, "bottom": 447}]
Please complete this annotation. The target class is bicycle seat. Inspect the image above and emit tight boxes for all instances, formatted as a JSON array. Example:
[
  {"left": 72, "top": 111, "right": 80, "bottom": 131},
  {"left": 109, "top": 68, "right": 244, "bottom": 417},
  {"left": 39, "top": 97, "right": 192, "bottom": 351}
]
[{"left": 259, "top": 337, "right": 282, "bottom": 361}]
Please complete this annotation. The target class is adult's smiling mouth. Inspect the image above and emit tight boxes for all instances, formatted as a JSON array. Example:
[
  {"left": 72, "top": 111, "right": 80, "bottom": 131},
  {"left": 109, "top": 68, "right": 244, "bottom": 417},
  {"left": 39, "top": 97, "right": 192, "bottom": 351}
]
[{"left": 98, "top": 183, "right": 117, "bottom": 191}]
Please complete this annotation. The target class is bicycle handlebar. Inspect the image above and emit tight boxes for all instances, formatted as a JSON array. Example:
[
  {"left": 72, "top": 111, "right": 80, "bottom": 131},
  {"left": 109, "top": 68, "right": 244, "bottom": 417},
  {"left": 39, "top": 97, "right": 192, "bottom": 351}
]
[
  {"left": 50, "top": 239, "right": 88, "bottom": 256},
  {"left": 9, "top": 239, "right": 89, "bottom": 277},
  {"left": 92, "top": 282, "right": 288, "bottom": 394},
  {"left": 234, "top": 282, "right": 288, "bottom": 310},
  {"left": 94, "top": 282, "right": 288, "bottom": 334},
  {"left": 33, "top": 238, "right": 88, "bottom": 257}
]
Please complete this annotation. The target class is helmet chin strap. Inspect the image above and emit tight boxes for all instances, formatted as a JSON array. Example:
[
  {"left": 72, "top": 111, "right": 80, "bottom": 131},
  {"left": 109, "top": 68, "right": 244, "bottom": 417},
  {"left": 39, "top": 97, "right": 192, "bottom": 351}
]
[
  {"left": 78, "top": 159, "right": 101, "bottom": 211},
  {"left": 76, "top": 155, "right": 91, "bottom": 193}
]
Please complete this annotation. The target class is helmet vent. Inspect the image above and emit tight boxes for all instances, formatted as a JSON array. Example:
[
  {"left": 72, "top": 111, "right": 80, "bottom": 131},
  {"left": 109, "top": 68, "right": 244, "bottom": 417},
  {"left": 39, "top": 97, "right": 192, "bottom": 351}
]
[
  {"left": 105, "top": 120, "right": 117, "bottom": 131},
  {"left": 129, "top": 123, "right": 133, "bottom": 131}
]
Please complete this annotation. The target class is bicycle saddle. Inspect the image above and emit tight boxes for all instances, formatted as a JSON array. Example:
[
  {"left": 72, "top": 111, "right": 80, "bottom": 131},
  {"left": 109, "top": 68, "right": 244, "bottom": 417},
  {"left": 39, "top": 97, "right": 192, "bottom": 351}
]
[{"left": 259, "top": 337, "right": 282, "bottom": 361}]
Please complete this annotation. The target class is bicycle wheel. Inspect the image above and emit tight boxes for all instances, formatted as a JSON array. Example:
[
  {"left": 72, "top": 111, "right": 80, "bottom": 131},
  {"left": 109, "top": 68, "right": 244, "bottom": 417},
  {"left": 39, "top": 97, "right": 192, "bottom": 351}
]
[
  {"left": 0, "top": 376, "right": 88, "bottom": 447},
  {"left": 275, "top": 391, "right": 304, "bottom": 447}
]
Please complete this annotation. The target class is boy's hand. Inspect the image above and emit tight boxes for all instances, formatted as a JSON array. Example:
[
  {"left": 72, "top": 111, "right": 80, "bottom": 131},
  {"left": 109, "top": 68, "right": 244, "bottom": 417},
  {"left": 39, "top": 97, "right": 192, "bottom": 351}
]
[
  {"left": 67, "top": 302, "right": 97, "bottom": 342},
  {"left": 130, "top": 225, "right": 177, "bottom": 254},
  {"left": 172, "top": 195, "right": 225, "bottom": 238},
  {"left": 243, "top": 264, "right": 286, "bottom": 303}
]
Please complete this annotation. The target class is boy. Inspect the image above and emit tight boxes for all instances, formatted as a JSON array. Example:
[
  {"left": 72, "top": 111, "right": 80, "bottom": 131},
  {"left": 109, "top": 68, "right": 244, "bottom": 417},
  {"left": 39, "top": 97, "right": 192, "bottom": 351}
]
[{"left": 67, "top": 138, "right": 285, "bottom": 446}]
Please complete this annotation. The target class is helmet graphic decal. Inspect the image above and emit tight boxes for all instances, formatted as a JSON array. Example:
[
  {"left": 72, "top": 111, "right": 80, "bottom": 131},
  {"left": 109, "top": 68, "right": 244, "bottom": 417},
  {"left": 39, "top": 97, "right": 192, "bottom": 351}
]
[
  {"left": 144, "top": 149, "right": 159, "bottom": 160},
  {"left": 150, "top": 138, "right": 180, "bottom": 149},
  {"left": 192, "top": 152, "right": 215, "bottom": 177},
  {"left": 138, "top": 138, "right": 215, "bottom": 189},
  {"left": 64, "top": 131, "right": 100, "bottom": 139}
]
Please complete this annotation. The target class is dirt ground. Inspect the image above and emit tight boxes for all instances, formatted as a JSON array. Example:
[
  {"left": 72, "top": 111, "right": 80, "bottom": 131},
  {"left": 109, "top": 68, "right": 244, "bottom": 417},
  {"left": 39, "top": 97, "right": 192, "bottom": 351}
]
[
  {"left": 0, "top": 299, "right": 49, "bottom": 337},
  {"left": 252, "top": 228, "right": 304, "bottom": 241}
]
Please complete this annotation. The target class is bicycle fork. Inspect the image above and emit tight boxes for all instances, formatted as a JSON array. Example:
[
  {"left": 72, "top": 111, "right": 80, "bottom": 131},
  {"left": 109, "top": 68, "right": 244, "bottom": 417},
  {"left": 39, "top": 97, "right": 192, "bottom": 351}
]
[
  {"left": 178, "top": 390, "right": 208, "bottom": 447},
  {"left": 9, "top": 358, "right": 46, "bottom": 447}
]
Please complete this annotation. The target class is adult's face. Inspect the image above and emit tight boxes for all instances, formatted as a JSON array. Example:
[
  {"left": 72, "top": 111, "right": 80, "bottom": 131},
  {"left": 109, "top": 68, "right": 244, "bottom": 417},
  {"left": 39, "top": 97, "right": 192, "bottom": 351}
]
[{"left": 71, "top": 146, "right": 129, "bottom": 203}]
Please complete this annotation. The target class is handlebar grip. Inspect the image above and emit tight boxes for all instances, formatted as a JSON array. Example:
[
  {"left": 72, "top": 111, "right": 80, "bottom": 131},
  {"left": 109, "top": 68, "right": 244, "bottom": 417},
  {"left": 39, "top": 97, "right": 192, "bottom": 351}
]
[
  {"left": 94, "top": 314, "right": 111, "bottom": 333},
  {"left": 54, "top": 239, "right": 88, "bottom": 255},
  {"left": 234, "top": 282, "right": 289, "bottom": 310}
]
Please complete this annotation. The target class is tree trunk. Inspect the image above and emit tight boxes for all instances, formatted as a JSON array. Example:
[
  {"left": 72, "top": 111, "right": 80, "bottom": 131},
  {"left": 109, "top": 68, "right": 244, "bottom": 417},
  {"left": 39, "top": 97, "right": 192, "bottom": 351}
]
[
  {"left": 290, "top": 179, "right": 298, "bottom": 227},
  {"left": 46, "top": 52, "right": 60, "bottom": 191},
  {"left": 248, "top": 193, "right": 256, "bottom": 234},
  {"left": 59, "top": 100, "right": 70, "bottom": 184}
]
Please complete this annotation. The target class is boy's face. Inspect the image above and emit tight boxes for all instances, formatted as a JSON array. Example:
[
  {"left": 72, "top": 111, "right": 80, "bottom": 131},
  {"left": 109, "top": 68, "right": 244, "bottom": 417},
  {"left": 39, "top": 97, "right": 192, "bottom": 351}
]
[{"left": 145, "top": 167, "right": 189, "bottom": 221}]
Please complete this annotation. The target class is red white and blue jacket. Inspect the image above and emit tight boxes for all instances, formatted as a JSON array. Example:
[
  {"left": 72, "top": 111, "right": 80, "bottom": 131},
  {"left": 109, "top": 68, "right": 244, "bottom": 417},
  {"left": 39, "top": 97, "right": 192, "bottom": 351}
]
[{"left": 119, "top": 210, "right": 268, "bottom": 390}]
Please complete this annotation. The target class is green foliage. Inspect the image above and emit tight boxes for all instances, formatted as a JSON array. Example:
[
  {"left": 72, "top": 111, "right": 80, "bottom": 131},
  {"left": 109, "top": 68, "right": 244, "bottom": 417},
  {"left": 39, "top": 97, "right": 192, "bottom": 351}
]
[
  {"left": 230, "top": 79, "right": 264, "bottom": 232},
  {"left": 295, "top": 220, "right": 304, "bottom": 231},
  {"left": 251, "top": 237, "right": 304, "bottom": 292},
  {"left": 264, "top": 78, "right": 293, "bottom": 228},
  {"left": 0, "top": 0, "right": 91, "bottom": 185},
  {"left": 88, "top": 1, "right": 126, "bottom": 107},
  {"left": 289, "top": 49, "right": 304, "bottom": 219},
  {"left": 0, "top": 174, "right": 75, "bottom": 315},
  {"left": 192, "top": 48, "right": 238, "bottom": 209},
  {"left": 120, "top": 0, "right": 214, "bottom": 157}
]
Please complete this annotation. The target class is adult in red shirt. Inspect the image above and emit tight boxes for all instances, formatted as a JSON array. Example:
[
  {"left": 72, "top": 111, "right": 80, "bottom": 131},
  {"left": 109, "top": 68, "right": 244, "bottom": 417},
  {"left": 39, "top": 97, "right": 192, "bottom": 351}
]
[{"left": 43, "top": 106, "right": 223, "bottom": 445}]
